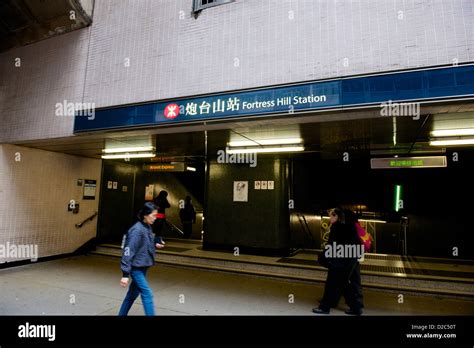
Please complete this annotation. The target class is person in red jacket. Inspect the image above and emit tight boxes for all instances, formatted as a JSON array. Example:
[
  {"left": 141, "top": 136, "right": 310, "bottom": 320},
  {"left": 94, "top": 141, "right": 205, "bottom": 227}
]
[{"left": 153, "top": 190, "right": 170, "bottom": 246}]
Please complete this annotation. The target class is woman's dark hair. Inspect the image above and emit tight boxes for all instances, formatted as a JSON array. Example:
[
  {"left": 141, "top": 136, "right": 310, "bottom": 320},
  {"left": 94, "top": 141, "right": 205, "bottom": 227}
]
[
  {"left": 329, "top": 207, "right": 346, "bottom": 224},
  {"left": 185, "top": 195, "right": 191, "bottom": 204},
  {"left": 342, "top": 209, "right": 360, "bottom": 241},
  {"left": 343, "top": 209, "right": 358, "bottom": 224},
  {"left": 138, "top": 202, "right": 157, "bottom": 220},
  {"left": 157, "top": 190, "right": 168, "bottom": 199}
]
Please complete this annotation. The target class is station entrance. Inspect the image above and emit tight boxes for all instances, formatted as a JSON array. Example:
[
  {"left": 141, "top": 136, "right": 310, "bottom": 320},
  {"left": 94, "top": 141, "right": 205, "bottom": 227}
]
[
  {"left": 15, "top": 105, "right": 474, "bottom": 295},
  {"left": 90, "top": 111, "right": 474, "bottom": 260},
  {"left": 96, "top": 133, "right": 207, "bottom": 245}
]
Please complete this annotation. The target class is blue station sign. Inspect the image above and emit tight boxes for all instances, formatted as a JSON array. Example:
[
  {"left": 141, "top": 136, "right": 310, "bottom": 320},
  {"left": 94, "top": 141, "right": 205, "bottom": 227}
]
[{"left": 74, "top": 64, "right": 474, "bottom": 133}]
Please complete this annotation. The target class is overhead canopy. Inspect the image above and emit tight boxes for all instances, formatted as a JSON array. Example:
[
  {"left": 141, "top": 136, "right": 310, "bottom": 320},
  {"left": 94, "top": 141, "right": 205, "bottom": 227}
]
[{"left": 0, "top": 0, "right": 93, "bottom": 52}]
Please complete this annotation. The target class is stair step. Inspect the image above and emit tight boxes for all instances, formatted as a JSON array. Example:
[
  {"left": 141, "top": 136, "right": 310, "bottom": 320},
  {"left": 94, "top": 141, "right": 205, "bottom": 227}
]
[{"left": 91, "top": 245, "right": 474, "bottom": 299}]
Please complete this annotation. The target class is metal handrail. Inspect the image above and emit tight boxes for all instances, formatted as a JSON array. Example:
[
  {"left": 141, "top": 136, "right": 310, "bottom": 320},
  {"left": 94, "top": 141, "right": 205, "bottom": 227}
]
[
  {"left": 297, "top": 213, "right": 316, "bottom": 246},
  {"left": 75, "top": 212, "right": 98, "bottom": 228},
  {"left": 165, "top": 220, "right": 184, "bottom": 236}
]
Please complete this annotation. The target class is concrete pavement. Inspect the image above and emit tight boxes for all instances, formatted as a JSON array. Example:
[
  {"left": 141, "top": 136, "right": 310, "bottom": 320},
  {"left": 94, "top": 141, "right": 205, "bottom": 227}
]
[{"left": 0, "top": 254, "right": 473, "bottom": 316}]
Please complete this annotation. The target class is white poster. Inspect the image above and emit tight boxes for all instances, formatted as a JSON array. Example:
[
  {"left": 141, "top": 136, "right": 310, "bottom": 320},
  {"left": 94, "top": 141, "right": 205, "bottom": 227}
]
[
  {"left": 267, "top": 181, "right": 274, "bottom": 190},
  {"left": 145, "top": 184, "right": 155, "bottom": 200},
  {"left": 113, "top": 181, "right": 118, "bottom": 190},
  {"left": 254, "top": 181, "right": 261, "bottom": 190},
  {"left": 107, "top": 181, "right": 113, "bottom": 189},
  {"left": 83, "top": 179, "right": 97, "bottom": 200},
  {"left": 261, "top": 181, "right": 268, "bottom": 190},
  {"left": 233, "top": 181, "right": 248, "bottom": 202}
]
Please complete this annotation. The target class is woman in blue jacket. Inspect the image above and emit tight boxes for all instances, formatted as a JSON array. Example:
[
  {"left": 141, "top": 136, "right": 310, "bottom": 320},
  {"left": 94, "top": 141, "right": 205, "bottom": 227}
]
[{"left": 118, "top": 202, "right": 164, "bottom": 316}]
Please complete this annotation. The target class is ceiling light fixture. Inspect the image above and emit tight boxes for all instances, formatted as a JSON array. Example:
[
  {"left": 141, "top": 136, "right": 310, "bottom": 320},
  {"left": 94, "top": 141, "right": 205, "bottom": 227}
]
[
  {"left": 430, "top": 138, "right": 474, "bottom": 146},
  {"left": 102, "top": 146, "right": 155, "bottom": 153},
  {"left": 228, "top": 138, "right": 303, "bottom": 147},
  {"left": 226, "top": 146, "right": 304, "bottom": 154},
  {"left": 101, "top": 153, "right": 156, "bottom": 159},
  {"left": 430, "top": 128, "right": 474, "bottom": 137}
]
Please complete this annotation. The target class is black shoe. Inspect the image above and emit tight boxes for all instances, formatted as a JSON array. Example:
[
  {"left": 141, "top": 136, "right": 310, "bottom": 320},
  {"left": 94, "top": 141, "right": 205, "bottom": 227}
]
[
  {"left": 345, "top": 309, "right": 363, "bottom": 316},
  {"left": 312, "top": 307, "right": 330, "bottom": 314},
  {"left": 318, "top": 299, "right": 338, "bottom": 309}
]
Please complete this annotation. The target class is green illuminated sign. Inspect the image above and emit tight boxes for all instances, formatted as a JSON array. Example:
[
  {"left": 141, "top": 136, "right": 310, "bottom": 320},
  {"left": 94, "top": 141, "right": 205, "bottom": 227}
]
[
  {"left": 389, "top": 159, "right": 424, "bottom": 167},
  {"left": 371, "top": 156, "right": 447, "bottom": 169},
  {"left": 394, "top": 185, "right": 403, "bottom": 212}
]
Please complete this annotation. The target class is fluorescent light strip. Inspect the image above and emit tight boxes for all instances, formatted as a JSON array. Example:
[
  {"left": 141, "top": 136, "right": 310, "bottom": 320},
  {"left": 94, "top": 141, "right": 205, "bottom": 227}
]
[
  {"left": 358, "top": 218, "right": 387, "bottom": 224},
  {"left": 430, "top": 138, "right": 474, "bottom": 146},
  {"left": 431, "top": 128, "right": 474, "bottom": 137},
  {"left": 102, "top": 153, "right": 156, "bottom": 159},
  {"left": 315, "top": 216, "right": 386, "bottom": 223},
  {"left": 186, "top": 166, "right": 197, "bottom": 172},
  {"left": 228, "top": 138, "right": 303, "bottom": 147},
  {"left": 102, "top": 146, "right": 155, "bottom": 153},
  {"left": 226, "top": 146, "right": 304, "bottom": 154}
]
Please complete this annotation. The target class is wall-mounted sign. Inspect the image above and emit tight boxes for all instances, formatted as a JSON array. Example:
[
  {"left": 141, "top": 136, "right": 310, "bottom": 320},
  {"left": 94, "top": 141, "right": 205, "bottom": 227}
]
[
  {"left": 371, "top": 156, "right": 447, "bottom": 169},
  {"left": 233, "top": 181, "right": 248, "bottom": 202},
  {"left": 143, "top": 163, "right": 186, "bottom": 172},
  {"left": 107, "top": 181, "right": 113, "bottom": 189},
  {"left": 113, "top": 181, "right": 118, "bottom": 189},
  {"left": 83, "top": 179, "right": 97, "bottom": 200},
  {"left": 254, "top": 181, "right": 261, "bottom": 190},
  {"left": 145, "top": 185, "right": 155, "bottom": 200},
  {"left": 267, "top": 181, "right": 274, "bottom": 190},
  {"left": 261, "top": 181, "right": 268, "bottom": 190},
  {"left": 74, "top": 65, "right": 474, "bottom": 133}
]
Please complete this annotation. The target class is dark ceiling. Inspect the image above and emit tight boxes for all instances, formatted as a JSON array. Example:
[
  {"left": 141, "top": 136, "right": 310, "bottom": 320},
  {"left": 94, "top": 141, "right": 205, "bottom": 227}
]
[{"left": 0, "top": 0, "right": 92, "bottom": 52}]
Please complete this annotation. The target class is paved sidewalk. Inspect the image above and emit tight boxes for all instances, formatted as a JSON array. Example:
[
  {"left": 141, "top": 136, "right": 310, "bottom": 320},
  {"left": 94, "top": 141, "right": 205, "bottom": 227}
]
[{"left": 0, "top": 254, "right": 473, "bottom": 316}]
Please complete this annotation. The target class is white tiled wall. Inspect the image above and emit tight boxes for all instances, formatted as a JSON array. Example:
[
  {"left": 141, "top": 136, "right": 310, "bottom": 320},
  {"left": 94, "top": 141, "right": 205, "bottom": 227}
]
[
  {"left": 0, "top": 29, "right": 90, "bottom": 143},
  {"left": 0, "top": 145, "right": 101, "bottom": 262},
  {"left": 83, "top": 0, "right": 473, "bottom": 107}
]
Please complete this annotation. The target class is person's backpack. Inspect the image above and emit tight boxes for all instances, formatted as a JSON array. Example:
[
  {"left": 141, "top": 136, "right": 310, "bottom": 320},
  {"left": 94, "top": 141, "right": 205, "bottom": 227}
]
[{"left": 356, "top": 222, "right": 372, "bottom": 252}]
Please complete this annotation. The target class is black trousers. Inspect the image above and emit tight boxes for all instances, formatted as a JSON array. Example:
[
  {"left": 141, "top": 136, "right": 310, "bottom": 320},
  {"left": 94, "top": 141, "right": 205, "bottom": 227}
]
[
  {"left": 344, "top": 262, "right": 364, "bottom": 309},
  {"left": 153, "top": 218, "right": 165, "bottom": 242},
  {"left": 153, "top": 218, "right": 165, "bottom": 232},
  {"left": 319, "top": 259, "right": 361, "bottom": 311},
  {"left": 182, "top": 222, "right": 193, "bottom": 239}
]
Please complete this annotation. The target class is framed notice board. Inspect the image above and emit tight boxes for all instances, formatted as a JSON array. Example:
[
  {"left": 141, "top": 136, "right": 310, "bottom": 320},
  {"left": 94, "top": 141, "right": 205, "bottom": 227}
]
[{"left": 83, "top": 179, "right": 97, "bottom": 200}]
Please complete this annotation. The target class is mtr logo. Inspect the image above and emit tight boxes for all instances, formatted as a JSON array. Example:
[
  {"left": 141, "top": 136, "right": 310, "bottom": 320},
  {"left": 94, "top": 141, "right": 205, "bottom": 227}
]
[{"left": 164, "top": 103, "right": 179, "bottom": 119}]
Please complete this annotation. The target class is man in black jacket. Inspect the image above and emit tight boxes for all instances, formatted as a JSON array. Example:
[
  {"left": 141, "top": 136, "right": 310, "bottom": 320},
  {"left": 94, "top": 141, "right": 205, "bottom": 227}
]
[{"left": 180, "top": 196, "right": 196, "bottom": 239}]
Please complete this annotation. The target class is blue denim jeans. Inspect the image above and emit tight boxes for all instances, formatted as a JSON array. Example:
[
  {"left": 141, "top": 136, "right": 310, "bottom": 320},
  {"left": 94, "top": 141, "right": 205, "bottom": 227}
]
[{"left": 118, "top": 267, "right": 155, "bottom": 316}]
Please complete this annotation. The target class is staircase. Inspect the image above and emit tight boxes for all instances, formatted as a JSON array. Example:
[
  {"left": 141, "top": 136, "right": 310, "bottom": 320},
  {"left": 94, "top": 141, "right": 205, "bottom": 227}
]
[{"left": 92, "top": 240, "right": 474, "bottom": 299}]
